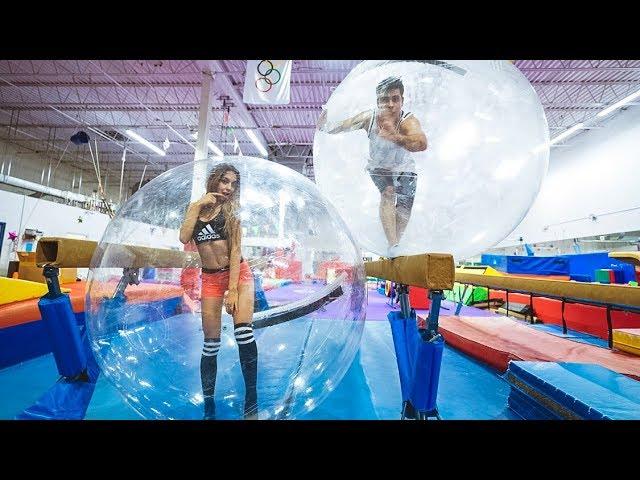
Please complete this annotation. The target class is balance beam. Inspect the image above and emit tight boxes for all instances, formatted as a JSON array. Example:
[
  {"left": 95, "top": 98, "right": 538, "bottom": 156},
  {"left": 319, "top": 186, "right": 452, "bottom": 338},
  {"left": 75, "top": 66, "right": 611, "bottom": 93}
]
[
  {"left": 364, "top": 254, "right": 455, "bottom": 290},
  {"left": 36, "top": 237, "right": 201, "bottom": 269},
  {"left": 455, "top": 272, "right": 640, "bottom": 308}
]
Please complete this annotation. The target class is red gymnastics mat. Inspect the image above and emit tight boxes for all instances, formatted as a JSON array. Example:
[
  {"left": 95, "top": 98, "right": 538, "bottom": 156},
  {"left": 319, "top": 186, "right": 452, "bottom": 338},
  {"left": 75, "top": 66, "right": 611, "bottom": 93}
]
[{"left": 430, "top": 314, "right": 640, "bottom": 380}]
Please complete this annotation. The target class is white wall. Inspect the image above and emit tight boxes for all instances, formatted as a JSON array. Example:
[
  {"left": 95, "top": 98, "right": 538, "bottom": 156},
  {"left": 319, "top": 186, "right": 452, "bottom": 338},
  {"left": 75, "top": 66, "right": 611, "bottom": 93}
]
[
  {"left": 0, "top": 189, "right": 111, "bottom": 275},
  {"left": 496, "top": 105, "right": 640, "bottom": 248}
]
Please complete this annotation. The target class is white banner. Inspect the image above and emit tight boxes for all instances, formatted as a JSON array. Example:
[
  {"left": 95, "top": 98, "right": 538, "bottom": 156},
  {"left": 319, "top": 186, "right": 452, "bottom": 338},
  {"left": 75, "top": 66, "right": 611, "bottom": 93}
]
[{"left": 242, "top": 60, "right": 292, "bottom": 105}]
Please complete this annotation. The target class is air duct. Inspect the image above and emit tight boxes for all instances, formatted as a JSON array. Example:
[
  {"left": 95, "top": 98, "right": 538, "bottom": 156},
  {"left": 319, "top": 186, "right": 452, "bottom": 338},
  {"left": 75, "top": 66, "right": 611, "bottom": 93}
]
[{"left": 0, "top": 173, "right": 92, "bottom": 203}]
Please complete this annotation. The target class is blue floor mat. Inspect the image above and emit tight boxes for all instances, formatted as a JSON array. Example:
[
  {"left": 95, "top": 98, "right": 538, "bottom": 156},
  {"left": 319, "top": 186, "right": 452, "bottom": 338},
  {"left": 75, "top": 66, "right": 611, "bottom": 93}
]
[{"left": 1, "top": 309, "right": 524, "bottom": 420}]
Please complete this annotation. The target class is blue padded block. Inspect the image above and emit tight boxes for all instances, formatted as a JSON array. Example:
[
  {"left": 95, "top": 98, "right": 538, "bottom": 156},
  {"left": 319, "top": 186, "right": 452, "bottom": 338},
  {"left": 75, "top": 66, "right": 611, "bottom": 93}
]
[
  {"left": 508, "top": 361, "right": 640, "bottom": 420},
  {"left": 0, "top": 312, "right": 84, "bottom": 369},
  {"left": 38, "top": 295, "right": 87, "bottom": 377},
  {"left": 507, "top": 386, "right": 560, "bottom": 420}
]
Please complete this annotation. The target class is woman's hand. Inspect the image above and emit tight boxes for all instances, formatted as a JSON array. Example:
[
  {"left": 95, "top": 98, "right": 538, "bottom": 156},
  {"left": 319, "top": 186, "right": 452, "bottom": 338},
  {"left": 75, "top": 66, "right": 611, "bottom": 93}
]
[
  {"left": 199, "top": 192, "right": 225, "bottom": 209},
  {"left": 225, "top": 289, "right": 239, "bottom": 315}
]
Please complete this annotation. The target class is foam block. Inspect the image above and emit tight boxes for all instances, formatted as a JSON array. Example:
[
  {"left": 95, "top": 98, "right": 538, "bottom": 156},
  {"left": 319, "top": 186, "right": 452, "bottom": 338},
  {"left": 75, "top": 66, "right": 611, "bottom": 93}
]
[
  {"left": 506, "top": 361, "right": 640, "bottom": 420},
  {"left": 613, "top": 329, "right": 640, "bottom": 356},
  {"left": 0, "top": 277, "right": 70, "bottom": 306},
  {"left": 595, "top": 269, "right": 611, "bottom": 284},
  {"left": 409, "top": 286, "right": 430, "bottom": 309}
]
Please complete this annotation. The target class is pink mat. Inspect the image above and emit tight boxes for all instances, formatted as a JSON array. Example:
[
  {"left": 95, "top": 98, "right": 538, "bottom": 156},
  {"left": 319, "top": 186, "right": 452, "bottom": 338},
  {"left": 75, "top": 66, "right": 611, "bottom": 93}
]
[{"left": 431, "top": 314, "right": 640, "bottom": 380}]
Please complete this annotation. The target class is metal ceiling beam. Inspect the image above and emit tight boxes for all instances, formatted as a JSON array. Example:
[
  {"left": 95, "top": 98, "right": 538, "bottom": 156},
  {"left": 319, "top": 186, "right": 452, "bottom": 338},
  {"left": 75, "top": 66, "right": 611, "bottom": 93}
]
[
  {"left": 0, "top": 69, "right": 351, "bottom": 78},
  {"left": 0, "top": 138, "right": 251, "bottom": 149},
  {"left": 1, "top": 123, "right": 318, "bottom": 130},
  {"left": 519, "top": 67, "right": 640, "bottom": 72},
  {"left": 0, "top": 101, "right": 624, "bottom": 111},
  {"left": 248, "top": 105, "right": 322, "bottom": 111},
  {"left": 0, "top": 102, "right": 325, "bottom": 112},
  {"left": 211, "top": 125, "right": 316, "bottom": 130},
  {"left": 2, "top": 81, "right": 203, "bottom": 88},
  {"left": 0, "top": 80, "right": 342, "bottom": 88},
  {"left": 544, "top": 105, "right": 608, "bottom": 110},
  {"left": 1, "top": 124, "right": 192, "bottom": 129},
  {"left": 0, "top": 104, "right": 204, "bottom": 111},
  {"left": 533, "top": 80, "right": 640, "bottom": 86}
]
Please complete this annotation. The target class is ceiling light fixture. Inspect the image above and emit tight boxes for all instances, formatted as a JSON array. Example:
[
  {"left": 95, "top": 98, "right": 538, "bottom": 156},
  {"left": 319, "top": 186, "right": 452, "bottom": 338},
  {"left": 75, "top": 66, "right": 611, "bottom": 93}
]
[{"left": 125, "top": 130, "right": 166, "bottom": 156}]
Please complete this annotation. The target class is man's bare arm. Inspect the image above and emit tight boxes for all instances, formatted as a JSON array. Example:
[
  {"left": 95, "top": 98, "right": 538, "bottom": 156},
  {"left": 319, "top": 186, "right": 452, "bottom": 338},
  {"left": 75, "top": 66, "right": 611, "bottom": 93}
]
[{"left": 317, "top": 109, "right": 373, "bottom": 134}]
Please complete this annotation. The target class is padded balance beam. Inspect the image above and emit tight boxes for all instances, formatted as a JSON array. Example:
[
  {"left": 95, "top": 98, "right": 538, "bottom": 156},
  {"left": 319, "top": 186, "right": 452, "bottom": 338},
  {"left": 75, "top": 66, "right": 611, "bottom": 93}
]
[
  {"left": 455, "top": 272, "right": 640, "bottom": 308},
  {"left": 36, "top": 237, "right": 201, "bottom": 269},
  {"left": 365, "top": 254, "right": 455, "bottom": 290}
]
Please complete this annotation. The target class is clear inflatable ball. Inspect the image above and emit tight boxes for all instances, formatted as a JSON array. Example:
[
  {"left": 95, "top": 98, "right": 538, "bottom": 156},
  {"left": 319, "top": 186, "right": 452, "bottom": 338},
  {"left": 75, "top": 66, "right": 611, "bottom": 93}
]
[
  {"left": 313, "top": 60, "right": 549, "bottom": 259},
  {"left": 86, "top": 156, "right": 366, "bottom": 420}
]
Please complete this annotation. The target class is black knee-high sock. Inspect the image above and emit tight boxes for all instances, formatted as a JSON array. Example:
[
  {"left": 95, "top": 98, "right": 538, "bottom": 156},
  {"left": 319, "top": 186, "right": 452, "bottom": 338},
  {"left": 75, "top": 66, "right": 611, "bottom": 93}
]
[
  {"left": 234, "top": 323, "right": 258, "bottom": 416},
  {"left": 200, "top": 337, "right": 220, "bottom": 419}
]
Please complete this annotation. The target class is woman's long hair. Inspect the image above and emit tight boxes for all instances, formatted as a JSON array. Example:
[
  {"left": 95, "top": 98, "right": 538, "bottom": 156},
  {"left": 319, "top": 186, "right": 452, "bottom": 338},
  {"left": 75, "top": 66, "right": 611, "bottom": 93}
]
[{"left": 205, "top": 163, "right": 241, "bottom": 238}]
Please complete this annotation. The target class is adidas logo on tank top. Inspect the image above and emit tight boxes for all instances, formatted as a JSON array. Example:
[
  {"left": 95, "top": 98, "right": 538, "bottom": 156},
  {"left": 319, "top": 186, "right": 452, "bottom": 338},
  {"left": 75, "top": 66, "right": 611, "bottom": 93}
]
[{"left": 196, "top": 224, "right": 221, "bottom": 242}]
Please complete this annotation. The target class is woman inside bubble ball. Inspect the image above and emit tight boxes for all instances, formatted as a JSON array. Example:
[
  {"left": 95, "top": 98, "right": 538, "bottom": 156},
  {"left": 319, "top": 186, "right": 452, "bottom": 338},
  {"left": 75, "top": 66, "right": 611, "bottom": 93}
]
[
  {"left": 179, "top": 163, "right": 258, "bottom": 420},
  {"left": 317, "top": 76, "right": 427, "bottom": 257}
]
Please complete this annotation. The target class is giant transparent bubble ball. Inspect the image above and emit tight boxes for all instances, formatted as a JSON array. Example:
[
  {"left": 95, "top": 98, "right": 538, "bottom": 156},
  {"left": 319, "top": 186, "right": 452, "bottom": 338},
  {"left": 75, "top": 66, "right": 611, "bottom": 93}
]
[
  {"left": 86, "top": 156, "right": 366, "bottom": 419},
  {"left": 313, "top": 60, "right": 549, "bottom": 259}
]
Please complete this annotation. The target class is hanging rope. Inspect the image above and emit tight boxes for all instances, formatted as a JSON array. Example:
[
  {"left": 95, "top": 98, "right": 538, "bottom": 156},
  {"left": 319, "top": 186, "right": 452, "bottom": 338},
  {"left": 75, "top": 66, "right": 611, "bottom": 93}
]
[
  {"left": 87, "top": 136, "right": 114, "bottom": 218},
  {"left": 221, "top": 105, "right": 230, "bottom": 156},
  {"left": 138, "top": 160, "right": 148, "bottom": 190}
]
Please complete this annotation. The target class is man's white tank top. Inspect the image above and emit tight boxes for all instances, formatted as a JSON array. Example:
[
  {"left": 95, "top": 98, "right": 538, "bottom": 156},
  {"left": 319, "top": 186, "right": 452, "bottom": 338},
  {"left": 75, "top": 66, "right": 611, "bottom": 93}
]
[{"left": 366, "top": 109, "right": 416, "bottom": 173}]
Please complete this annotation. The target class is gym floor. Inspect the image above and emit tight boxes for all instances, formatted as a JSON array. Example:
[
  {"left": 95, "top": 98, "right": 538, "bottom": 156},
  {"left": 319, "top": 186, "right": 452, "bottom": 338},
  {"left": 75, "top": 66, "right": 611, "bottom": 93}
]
[{"left": 0, "top": 288, "right": 519, "bottom": 420}]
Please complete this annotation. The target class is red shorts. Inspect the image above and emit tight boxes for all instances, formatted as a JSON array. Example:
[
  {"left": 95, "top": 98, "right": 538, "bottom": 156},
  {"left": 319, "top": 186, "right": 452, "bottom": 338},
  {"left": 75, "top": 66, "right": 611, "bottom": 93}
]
[{"left": 201, "top": 261, "right": 253, "bottom": 298}]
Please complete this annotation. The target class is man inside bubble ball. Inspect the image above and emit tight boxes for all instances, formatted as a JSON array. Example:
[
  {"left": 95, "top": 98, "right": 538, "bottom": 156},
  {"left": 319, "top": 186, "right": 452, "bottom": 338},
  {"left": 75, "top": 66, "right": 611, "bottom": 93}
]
[
  {"left": 180, "top": 163, "right": 258, "bottom": 420},
  {"left": 317, "top": 76, "right": 427, "bottom": 257}
]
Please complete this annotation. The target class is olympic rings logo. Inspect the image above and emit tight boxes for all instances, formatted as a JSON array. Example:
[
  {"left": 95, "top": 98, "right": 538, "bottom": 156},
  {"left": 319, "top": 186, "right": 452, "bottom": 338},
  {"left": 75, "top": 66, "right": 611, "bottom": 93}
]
[{"left": 255, "top": 60, "right": 281, "bottom": 93}]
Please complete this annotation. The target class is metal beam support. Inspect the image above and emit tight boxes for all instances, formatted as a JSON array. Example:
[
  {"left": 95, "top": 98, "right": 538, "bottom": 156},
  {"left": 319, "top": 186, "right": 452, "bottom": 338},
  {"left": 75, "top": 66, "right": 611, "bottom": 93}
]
[{"left": 190, "top": 66, "right": 215, "bottom": 202}]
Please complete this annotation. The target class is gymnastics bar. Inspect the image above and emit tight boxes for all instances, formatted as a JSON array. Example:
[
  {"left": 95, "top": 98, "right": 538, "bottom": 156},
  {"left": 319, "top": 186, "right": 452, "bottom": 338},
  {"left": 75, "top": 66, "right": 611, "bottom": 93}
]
[
  {"left": 455, "top": 272, "right": 640, "bottom": 348},
  {"left": 455, "top": 272, "right": 640, "bottom": 308},
  {"left": 36, "top": 237, "right": 201, "bottom": 269},
  {"left": 364, "top": 253, "right": 455, "bottom": 290}
]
